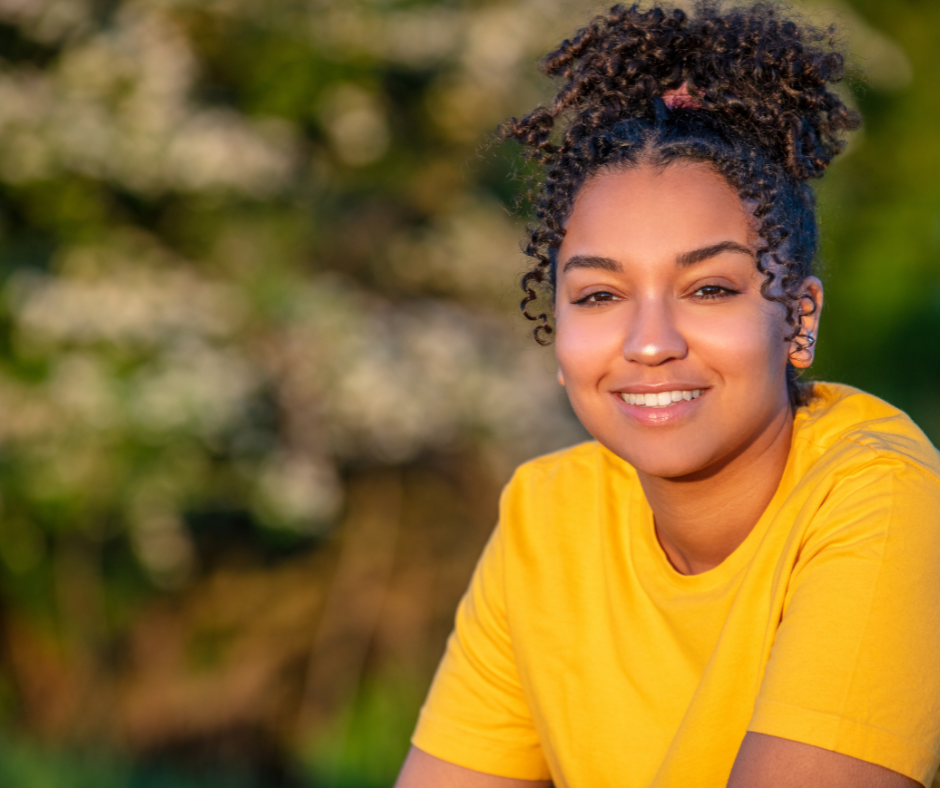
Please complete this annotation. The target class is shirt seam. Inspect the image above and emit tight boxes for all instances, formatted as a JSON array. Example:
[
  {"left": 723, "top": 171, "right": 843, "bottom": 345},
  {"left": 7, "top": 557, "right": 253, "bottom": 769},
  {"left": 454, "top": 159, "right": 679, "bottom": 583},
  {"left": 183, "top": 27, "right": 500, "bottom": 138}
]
[
  {"left": 751, "top": 697, "right": 940, "bottom": 759},
  {"left": 413, "top": 709, "right": 551, "bottom": 778}
]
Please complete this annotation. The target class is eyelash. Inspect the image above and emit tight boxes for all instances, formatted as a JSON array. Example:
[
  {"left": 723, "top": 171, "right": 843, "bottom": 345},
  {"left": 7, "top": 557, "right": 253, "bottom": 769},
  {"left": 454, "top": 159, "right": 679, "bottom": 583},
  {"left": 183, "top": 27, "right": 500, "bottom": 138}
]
[
  {"left": 572, "top": 291, "right": 618, "bottom": 305},
  {"left": 572, "top": 285, "right": 740, "bottom": 305},
  {"left": 693, "top": 284, "right": 739, "bottom": 300}
]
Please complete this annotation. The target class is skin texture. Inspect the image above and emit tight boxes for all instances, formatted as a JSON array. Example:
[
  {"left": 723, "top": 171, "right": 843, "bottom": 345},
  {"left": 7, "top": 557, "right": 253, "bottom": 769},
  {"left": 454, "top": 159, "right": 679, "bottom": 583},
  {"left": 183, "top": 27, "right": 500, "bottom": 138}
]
[
  {"left": 728, "top": 733, "right": 920, "bottom": 788},
  {"left": 395, "top": 163, "right": 918, "bottom": 788}
]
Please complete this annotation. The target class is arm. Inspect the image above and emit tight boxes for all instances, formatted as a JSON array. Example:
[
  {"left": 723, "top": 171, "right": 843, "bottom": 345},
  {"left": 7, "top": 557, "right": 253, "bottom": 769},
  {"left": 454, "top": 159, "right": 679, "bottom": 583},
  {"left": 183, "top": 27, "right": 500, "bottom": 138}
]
[
  {"left": 728, "top": 733, "right": 921, "bottom": 788},
  {"left": 728, "top": 461, "right": 940, "bottom": 788},
  {"left": 395, "top": 747, "right": 552, "bottom": 788}
]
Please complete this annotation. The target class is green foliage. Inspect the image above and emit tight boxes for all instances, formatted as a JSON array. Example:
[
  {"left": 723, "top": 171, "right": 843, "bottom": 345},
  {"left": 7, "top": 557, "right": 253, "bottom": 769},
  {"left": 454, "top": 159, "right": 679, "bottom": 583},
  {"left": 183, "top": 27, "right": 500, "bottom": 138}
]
[
  {"left": 301, "top": 672, "right": 425, "bottom": 788},
  {"left": 814, "top": 1, "right": 940, "bottom": 438},
  {"left": 0, "top": 738, "right": 264, "bottom": 788}
]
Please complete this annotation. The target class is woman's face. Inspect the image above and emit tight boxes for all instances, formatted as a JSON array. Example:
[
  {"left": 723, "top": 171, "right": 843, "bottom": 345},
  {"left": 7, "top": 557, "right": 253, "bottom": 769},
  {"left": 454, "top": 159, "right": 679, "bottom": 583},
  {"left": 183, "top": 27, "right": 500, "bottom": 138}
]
[{"left": 554, "top": 162, "right": 820, "bottom": 480}]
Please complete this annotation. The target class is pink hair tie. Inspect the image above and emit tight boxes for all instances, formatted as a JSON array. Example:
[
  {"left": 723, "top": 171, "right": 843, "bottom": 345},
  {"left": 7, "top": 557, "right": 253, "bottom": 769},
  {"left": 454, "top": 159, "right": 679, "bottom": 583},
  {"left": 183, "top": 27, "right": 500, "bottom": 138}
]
[{"left": 662, "top": 82, "right": 703, "bottom": 110}]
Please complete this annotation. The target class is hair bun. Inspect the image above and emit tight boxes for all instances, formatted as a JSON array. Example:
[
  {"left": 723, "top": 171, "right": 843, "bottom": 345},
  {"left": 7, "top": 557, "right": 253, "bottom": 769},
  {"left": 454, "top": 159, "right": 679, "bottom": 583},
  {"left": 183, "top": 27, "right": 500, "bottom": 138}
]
[{"left": 533, "top": 1, "right": 861, "bottom": 180}]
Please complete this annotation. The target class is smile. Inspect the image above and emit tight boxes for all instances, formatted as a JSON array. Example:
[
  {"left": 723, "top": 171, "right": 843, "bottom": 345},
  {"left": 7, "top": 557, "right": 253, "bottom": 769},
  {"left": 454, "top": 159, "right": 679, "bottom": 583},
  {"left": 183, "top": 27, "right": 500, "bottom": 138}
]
[{"left": 620, "top": 390, "right": 703, "bottom": 408}]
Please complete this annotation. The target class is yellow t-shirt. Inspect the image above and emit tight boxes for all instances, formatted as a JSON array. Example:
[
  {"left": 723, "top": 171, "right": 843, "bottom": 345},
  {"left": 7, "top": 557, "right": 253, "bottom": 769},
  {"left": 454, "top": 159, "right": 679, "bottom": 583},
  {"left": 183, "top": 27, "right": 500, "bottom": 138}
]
[{"left": 412, "top": 383, "right": 940, "bottom": 787}]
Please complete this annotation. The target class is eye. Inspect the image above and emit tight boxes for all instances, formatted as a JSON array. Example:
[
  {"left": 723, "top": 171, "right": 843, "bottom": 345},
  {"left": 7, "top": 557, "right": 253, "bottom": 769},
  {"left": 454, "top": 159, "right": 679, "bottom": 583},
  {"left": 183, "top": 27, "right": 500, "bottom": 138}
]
[
  {"left": 573, "top": 291, "right": 619, "bottom": 305},
  {"left": 692, "top": 284, "right": 738, "bottom": 300}
]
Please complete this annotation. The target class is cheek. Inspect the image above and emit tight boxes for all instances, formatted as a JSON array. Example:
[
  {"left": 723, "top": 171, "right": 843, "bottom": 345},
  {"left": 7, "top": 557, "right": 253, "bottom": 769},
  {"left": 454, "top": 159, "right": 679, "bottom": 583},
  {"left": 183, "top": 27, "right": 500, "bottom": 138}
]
[
  {"left": 686, "top": 302, "right": 788, "bottom": 380},
  {"left": 554, "top": 308, "right": 623, "bottom": 380}
]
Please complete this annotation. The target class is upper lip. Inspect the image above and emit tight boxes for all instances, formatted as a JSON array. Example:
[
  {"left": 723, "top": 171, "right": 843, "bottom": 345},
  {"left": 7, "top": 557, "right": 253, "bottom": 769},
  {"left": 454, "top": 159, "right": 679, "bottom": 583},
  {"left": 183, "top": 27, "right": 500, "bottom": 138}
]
[{"left": 614, "top": 383, "right": 708, "bottom": 394}]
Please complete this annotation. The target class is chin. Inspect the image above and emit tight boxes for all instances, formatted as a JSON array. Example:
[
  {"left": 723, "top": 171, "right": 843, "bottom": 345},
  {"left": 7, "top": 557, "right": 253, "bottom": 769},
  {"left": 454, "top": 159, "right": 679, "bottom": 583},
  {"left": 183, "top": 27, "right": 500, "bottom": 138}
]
[
  {"left": 627, "top": 455, "right": 711, "bottom": 481},
  {"left": 595, "top": 440, "right": 690, "bottom": 479},
  {"left": 599, "top": 433, "right": 725, "bottom": 481}
]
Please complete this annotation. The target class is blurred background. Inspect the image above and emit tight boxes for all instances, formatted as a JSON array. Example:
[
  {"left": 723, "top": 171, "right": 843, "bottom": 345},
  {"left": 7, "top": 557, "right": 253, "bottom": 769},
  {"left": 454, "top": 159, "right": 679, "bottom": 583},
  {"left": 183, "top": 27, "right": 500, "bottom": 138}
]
[{"left": 0, "top": 0, "right": 935, "bottom": 785}]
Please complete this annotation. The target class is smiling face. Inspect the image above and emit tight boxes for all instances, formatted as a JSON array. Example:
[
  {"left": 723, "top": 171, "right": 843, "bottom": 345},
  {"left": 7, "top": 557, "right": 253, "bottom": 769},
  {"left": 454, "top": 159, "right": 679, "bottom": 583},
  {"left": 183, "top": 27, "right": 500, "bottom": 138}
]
[{"left": 554, "top": 162, "right": 820, "bottom": 480}]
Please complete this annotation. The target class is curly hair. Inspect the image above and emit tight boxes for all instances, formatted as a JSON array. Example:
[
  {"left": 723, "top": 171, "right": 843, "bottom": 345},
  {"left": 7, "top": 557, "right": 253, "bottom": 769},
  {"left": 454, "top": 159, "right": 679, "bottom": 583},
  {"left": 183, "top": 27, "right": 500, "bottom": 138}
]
[{"left": 501, "top": 1, "right": 860, "bottom": 408}]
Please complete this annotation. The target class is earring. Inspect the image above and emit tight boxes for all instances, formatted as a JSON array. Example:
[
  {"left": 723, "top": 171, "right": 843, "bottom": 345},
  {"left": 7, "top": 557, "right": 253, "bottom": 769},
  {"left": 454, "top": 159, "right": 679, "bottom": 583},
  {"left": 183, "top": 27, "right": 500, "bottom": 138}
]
[
  {"left": 797, "top": 293, "right": 816, "bottom": 347},
  {"left": 789, "top": 329, "right": 816, "bottom": 367}
]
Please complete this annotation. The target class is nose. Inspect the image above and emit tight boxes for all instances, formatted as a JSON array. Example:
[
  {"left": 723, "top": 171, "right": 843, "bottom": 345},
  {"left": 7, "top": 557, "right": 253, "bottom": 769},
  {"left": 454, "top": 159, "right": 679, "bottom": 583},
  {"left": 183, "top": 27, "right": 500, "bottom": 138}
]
[{"left": 622, "top": 300, "right": 688, "bottom": 366}]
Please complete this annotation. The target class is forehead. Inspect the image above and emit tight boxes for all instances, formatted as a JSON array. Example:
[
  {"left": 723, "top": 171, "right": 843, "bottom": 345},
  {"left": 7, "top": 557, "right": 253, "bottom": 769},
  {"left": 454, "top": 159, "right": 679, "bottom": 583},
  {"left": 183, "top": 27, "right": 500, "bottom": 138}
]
[{"left": 559, "top": 162, "right": 754, "bottom": 263}]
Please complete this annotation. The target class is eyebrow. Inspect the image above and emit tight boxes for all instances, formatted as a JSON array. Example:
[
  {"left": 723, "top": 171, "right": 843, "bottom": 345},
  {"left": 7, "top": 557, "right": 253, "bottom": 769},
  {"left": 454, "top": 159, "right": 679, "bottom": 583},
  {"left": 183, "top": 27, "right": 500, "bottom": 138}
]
[
  {"left": 675, "top": 240, "right": 755, "bottom": 267},
  {"left": 561, "top": 241, "right": 755, "bottom": 274},
  {"left": 561, "top": 255, "right": 622, "bottom": 273}
]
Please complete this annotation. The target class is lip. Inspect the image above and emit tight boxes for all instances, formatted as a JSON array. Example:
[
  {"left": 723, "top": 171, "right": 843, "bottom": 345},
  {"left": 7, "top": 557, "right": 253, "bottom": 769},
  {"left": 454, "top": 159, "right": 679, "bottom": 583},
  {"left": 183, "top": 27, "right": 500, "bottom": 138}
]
[{"left": 612, "top": 386, "right": 709, "bottom": 426}]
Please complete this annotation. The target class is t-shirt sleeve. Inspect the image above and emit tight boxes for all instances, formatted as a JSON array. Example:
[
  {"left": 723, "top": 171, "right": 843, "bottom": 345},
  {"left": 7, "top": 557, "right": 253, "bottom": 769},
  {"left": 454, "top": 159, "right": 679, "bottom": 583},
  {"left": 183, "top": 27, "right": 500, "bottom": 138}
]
[
  {"left": 749, "top": 459, "right": 940, "bottom": 786},
  {"left": 411, "top": 508, "right": 551, "bottom": 780}
]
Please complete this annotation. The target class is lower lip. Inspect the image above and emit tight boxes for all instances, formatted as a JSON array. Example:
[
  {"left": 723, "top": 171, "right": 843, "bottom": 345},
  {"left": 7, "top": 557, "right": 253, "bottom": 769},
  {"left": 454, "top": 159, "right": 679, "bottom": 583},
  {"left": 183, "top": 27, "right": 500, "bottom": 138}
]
[{"left": 613, "top": 390, "right": 707, "bottom": 426}]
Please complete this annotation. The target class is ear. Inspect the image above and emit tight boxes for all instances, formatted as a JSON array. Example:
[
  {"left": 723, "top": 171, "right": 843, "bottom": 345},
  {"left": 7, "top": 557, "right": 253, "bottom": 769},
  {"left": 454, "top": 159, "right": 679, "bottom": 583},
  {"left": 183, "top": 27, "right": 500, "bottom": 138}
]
[
  {"left": 788, "top": 277, "right": 824, "bottom": 369},
  {"left": 557, "top": 367, "right": 566, "bottom": 387}
]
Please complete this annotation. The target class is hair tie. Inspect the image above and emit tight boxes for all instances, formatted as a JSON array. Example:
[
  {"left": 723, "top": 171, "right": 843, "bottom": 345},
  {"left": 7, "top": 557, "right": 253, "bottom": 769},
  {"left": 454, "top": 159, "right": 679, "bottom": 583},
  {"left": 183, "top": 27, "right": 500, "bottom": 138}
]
[{"left": 662, "top": 82, "right": 703, "bottom": 110}]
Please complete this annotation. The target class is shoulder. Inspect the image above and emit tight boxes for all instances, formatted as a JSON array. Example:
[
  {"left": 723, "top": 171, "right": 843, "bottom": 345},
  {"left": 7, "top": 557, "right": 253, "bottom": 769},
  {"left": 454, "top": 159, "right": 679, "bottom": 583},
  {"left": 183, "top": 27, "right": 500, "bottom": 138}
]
[
  {"left": 510, "top": 439, "right": 619, "bottom": 480},
  {"left": 791, "top": 383, "right": 940, "bottom": 554},
  {"left": 503, "top": 440, "right": 639, "bottom": 507},
  {"left": 796, "top": 382, "right": 940, "bottom": 484},
  {"left": 495, "top": 441, "right": 640, "bottom": 563}
]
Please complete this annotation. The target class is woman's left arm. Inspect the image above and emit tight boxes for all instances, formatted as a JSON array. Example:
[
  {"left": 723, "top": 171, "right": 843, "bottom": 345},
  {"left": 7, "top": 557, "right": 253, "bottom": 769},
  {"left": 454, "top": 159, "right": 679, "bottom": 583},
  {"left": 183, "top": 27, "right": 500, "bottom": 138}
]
[
  {"left": 729, "top": 733, "right": 921, "bottom": 788},
  {"left": 730, "top": 458, "right": 940, "bottom": 788}
]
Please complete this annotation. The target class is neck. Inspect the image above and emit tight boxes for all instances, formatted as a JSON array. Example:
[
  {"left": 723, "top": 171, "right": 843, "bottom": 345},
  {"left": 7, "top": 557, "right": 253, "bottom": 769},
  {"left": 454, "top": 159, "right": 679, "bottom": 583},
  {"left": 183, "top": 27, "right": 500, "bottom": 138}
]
[{"left": 637, "top": 407, "right": 795, "bottom": 576}]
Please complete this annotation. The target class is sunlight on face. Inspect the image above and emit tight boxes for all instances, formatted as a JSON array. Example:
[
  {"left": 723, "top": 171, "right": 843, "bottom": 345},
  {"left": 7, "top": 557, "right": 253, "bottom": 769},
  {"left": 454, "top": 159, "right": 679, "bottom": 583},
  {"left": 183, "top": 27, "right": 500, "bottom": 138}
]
[{"left": 555, "top": 162, "right": 805, "bottom": 480}]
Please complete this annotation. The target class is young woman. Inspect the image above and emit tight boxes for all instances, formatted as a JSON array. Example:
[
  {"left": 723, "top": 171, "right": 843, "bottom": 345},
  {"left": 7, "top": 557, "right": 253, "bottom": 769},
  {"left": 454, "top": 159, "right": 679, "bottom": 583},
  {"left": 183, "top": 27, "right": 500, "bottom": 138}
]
[{"left": 396, "top": 3, "right": 940, "bottom": 786}]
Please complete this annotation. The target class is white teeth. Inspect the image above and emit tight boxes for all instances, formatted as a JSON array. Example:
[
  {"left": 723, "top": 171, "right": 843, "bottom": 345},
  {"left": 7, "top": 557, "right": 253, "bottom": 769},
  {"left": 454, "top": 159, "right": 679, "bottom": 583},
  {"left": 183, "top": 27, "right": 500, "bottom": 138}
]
[{"left": 620, "top": 389, "right": 704, "bottom": 408}]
